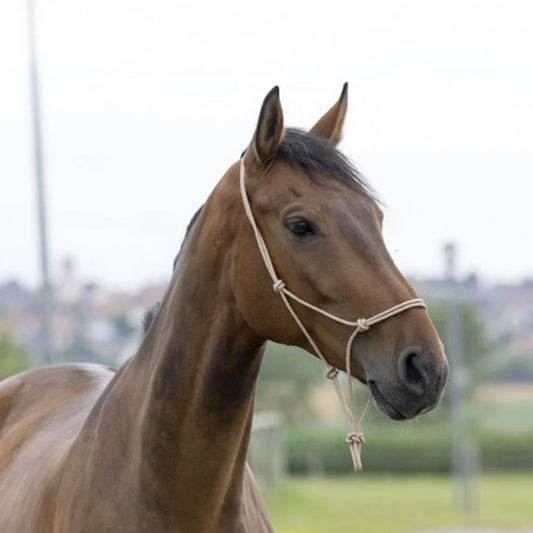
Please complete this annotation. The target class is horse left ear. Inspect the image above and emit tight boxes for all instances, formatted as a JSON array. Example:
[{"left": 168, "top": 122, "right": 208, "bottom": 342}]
[
  {"left": 309, "top": 82, "right": 348, "bottom": 145},
  {"left": 244, "top": 86, "right": 284, "bottom": 171}
]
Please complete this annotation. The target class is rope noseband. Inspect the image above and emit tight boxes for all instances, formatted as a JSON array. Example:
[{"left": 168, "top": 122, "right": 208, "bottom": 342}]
[{"left": 239, "top": 159, "right": 427, "bottom": 471}]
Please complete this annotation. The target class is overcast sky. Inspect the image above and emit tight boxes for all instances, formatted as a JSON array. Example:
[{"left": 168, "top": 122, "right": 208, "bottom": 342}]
[{"left": 1, "top": 0, "right": 532, "bottom": 289}]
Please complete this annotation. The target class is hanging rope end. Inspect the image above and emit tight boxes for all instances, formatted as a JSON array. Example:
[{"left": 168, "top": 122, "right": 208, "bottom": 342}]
[{"left": 345, "top": 431, "right": 366, "bottom": 472}]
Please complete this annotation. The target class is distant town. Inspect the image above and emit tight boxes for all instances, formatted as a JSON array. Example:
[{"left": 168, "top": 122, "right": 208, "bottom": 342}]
[{"left": 1, "top": 258, "right": 532, "bottom": 378}]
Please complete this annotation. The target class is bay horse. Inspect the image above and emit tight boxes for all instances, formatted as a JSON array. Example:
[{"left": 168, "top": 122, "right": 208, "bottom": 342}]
[{"left": 0, "top": 85, "right": 448, "bottom": 532}]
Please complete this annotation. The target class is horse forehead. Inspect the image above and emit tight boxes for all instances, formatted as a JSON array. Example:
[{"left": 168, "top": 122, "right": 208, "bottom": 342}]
[
  {"left": 325, "top": 193, "right": 379, "bottom": 225},
  {"left": 253, "top": 165, "right": 363, "bottom": 212},
  {"left": 259, "top": 163, "right": 313, "bottom": 195}
]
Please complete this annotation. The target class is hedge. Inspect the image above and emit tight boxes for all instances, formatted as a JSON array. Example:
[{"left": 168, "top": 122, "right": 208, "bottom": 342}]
[{"left": 284, "top": 422, "right": 533, "bottom": 474}]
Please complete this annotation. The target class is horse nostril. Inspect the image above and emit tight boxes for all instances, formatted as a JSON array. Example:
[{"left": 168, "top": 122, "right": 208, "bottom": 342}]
[{"left": 398, "top": 346, "right": 428, "bottom": 396}]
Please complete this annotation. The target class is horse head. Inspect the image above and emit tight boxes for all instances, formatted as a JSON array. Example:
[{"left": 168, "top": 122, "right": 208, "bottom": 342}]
[{"left": 230, "top": 85, "right": 448, "bottom": 421}]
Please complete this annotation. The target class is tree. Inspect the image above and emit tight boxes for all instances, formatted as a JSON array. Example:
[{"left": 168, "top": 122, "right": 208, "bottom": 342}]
[
  {"left": 256, "top": 342, "right": 324, "bottom": 421},
  {"left": 427, "top": 300, "right": 491, "bottom": 387},
  {"left": 0, "top": 335, "right": 31, "bottom": 380}
]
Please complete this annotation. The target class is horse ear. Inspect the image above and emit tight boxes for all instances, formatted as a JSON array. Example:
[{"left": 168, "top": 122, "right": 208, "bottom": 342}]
[
  {"left": 309, "top": 82, "right": 348, "bottom": 145},
  {"left": 244, "top": 86, "right": 284, "bottom": 169}
]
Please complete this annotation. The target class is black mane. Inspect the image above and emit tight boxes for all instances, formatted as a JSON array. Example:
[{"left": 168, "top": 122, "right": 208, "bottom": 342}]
[
  {"left": 142, "top": 128, "right": 375, "bottom": 333},
  {"left": 275, "top": 128, "right": 376, "bottom": 200},
  {"left": 172, "top": 205, "right": 204, "bottom": 271}
]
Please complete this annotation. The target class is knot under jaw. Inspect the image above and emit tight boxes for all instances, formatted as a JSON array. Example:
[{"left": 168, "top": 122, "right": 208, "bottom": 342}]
[{"left": 326, "top": 366, "right": 339, "bottom": 380}]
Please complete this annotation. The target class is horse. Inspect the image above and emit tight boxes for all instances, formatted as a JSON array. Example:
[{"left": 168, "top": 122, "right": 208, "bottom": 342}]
[{"left": 0, "top": 84, "right": 448, "bottom": 532}]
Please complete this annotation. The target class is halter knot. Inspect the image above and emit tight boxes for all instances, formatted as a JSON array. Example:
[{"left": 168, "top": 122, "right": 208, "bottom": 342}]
[
  {"left": 356, "top": 318, "right": 370, "bottom": 332},
  {"left": 326, "top": 366, "right": 339, "bottom": 380},
  {"left": 345, "top": 431, "right": 366, "bottom": 472},
  {"left": 272, "top": 279, "right": 286, "bottom": 293},
  {"left": 345, "top": 431, "right": 366, "bottom": 446}
]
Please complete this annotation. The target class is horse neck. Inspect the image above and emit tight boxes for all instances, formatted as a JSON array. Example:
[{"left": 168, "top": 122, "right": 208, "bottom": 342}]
[{"left": 95, "top": 179, "right": 266, "bottom": 528}]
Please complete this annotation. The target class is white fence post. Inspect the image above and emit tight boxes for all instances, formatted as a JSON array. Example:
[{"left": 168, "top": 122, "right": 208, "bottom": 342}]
[{"left": 248, "top": 411, "right": 284, "bottom": 489}]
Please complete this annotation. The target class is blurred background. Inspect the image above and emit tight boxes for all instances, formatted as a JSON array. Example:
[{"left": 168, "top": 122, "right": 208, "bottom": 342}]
[{"left": 1, "top": 0, "right": 532, "bottom": 531}]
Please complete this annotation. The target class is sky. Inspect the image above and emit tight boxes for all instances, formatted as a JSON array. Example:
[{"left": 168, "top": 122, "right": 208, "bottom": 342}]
[{"left": 1, "top": 0, "right": 532, "bottom": 289}]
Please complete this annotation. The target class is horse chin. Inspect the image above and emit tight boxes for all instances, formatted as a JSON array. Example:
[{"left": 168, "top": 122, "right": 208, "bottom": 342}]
[
  {"left": 368, "top": 377, "right": 445, "bottom": 421},
  {"left": 368, "top": 380, "right": 412, "bottom": 421}
]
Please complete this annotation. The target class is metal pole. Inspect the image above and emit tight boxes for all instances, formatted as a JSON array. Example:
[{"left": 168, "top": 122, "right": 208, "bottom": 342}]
[
  {"left": 443, "top": 243, "right": 475, "bottom": 512},
  {"left": 27, "top": 0, "right": 53, "bottom": 364}
]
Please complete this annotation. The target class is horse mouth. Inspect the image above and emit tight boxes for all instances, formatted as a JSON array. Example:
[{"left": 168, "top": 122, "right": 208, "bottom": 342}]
[{"left": 368, "top": 380, "right": 408, "bottom": 421}]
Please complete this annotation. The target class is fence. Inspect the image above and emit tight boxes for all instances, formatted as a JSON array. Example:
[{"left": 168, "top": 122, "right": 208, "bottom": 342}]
[{"left": 248, "top": 411, "right": 284, "bottom": 489}]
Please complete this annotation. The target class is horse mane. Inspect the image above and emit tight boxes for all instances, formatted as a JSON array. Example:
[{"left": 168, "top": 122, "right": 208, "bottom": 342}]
[
  {"left": 142, "top": 302, "right": 161, "bottom": 333},
  {"left": 142, "top": 128, "right": 375, "bottom": 333},
  {"left": 276, "top": 128, "right": 377, "bottom": 201},
  {"left": 172, "top": 205, "right": 204, "bottom": 271},
  {"left": 142, "top": 204, "right": 203, "bottom": 333}
]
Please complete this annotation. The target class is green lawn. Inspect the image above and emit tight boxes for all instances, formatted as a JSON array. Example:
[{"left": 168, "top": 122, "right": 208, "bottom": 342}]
[{"left": 264, "top": 474, "right": 533, "bottom": 533}]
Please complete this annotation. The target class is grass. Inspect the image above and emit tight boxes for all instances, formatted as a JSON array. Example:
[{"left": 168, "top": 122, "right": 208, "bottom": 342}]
[
  {"left": 264, "top": 474, "right": 533, "bottom": 533},
  {"left": 471, "top": 399, "right": 533, "bottom": 431}
]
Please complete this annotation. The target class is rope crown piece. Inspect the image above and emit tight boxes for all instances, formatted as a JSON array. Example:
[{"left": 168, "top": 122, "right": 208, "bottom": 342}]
[{"left": 239, "top": 159, "right": 427, "bottom": 471}]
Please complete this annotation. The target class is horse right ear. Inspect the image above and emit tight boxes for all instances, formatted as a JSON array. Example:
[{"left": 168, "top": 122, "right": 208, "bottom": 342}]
[
  {"left": 309, "top": 82, "right": 348, "bottom": 145},
  {"left": 243, "top": 86, "right": 284, "bottom": 172}
]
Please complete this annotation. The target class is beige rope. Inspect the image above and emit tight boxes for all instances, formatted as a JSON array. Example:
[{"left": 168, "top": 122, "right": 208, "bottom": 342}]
[{"left": 239, "top": 159, "right": 427, "bottom": 471}]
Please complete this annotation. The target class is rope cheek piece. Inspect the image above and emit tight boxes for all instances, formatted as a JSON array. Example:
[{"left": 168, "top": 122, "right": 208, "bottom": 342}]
[{"left": 239, "top": 159, "right": 427, "bottom": 471}]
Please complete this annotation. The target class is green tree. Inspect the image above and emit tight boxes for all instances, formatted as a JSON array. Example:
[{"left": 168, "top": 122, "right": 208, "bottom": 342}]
[
  {"left": 0, "top": 335, "right": 31, "bottom": 380},
  {"left": 427, "top": 301, "right": 491, "bottom": 385},
  {"left": 256, "top": 342, "right": 324, "bottom": 421}
]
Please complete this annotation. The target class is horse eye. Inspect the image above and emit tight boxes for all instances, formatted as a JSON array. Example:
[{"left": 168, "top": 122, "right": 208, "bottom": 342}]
[{"left": 285, "top": 217, "right": 317, "bottom": 237}]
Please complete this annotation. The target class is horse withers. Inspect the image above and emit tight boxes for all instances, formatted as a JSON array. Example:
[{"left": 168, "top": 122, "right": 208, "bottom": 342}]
[{"left": 0, "top": 85, "right": 447, "bottom": 532}]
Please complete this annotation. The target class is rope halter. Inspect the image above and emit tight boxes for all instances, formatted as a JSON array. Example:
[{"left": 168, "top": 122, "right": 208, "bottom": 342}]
[{"left": 239, "top": 158, "right": 427, "bottom": 471}]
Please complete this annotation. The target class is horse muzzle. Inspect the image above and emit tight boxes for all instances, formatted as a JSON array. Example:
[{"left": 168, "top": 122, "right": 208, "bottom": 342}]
[{"left": 367, "top": 347, "right": 449, "bottom": 420}]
